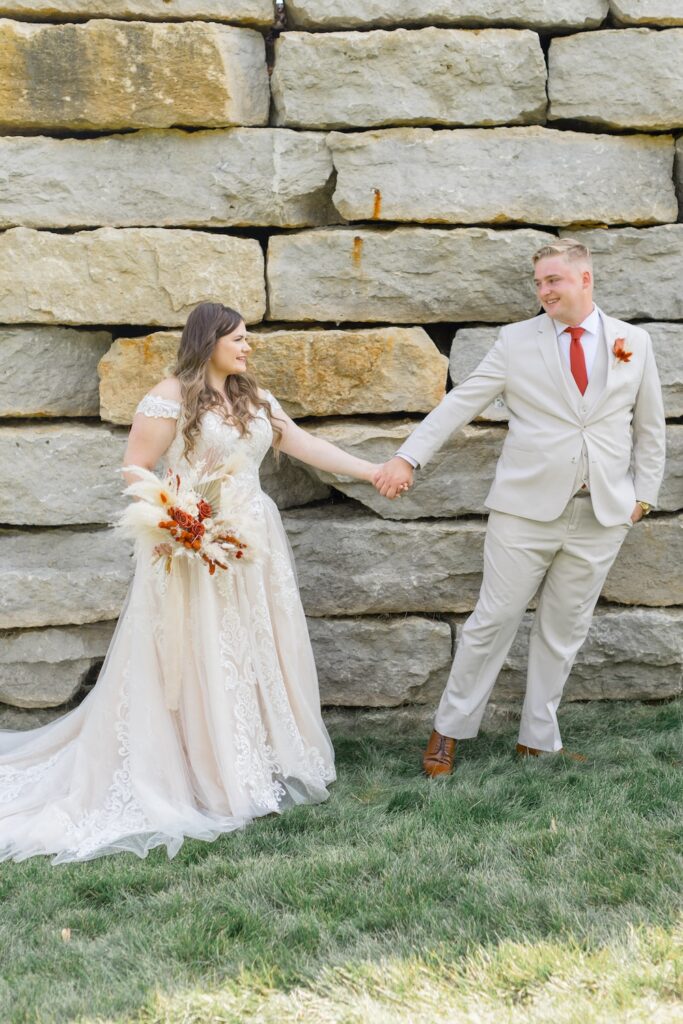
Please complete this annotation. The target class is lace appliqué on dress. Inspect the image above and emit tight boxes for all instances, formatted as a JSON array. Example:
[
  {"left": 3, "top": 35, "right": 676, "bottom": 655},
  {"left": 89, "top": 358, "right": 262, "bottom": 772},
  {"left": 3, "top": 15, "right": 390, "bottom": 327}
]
[
  {"left": 136, "top": 395, "right": 181, "bottom": 419},
  {"left": 59, "top": 662, "right": 150, "bottom": 859},
  {"left": 0, "top": 752, "right": 62, "bottom": 805}
]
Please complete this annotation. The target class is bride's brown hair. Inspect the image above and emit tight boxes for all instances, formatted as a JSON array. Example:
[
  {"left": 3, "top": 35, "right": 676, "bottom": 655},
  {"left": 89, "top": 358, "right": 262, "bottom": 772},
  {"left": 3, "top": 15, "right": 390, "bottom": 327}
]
[{"left": 173, "top": 301, "right": 283, "bottom": 460}]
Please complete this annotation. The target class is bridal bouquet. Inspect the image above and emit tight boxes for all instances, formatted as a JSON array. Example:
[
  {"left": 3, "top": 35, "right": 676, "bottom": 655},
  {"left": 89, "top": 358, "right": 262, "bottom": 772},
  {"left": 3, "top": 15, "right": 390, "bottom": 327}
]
[{"left": 118, "top": 454, "right": 254, "bottom": 576}]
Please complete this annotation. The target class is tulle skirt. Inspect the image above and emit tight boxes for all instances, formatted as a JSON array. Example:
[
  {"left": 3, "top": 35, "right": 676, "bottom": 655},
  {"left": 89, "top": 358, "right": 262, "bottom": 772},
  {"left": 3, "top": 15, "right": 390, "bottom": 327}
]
[{"left": 0, "top": 496, "right": 335, "bottom": 864}]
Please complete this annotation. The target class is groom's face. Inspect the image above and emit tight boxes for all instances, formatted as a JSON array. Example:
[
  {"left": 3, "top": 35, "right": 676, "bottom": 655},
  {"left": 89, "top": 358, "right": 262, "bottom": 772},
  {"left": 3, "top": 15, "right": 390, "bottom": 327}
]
[{"left": 533, "top": 256, "right": 593, "bottom": 324}]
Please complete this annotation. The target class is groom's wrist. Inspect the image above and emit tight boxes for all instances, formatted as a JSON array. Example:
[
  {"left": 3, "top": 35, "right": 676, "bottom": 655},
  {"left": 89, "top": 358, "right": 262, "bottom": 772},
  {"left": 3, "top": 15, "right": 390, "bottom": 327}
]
[{"left": 396, "top": 452, "right": 419, "bottom": 470}]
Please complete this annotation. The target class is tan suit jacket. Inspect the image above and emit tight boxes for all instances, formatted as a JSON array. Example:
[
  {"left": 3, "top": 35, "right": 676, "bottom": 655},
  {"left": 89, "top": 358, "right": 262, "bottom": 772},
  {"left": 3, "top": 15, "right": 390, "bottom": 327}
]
[{"left": 398, "top": 309, "right": 666, "bottom": 527}]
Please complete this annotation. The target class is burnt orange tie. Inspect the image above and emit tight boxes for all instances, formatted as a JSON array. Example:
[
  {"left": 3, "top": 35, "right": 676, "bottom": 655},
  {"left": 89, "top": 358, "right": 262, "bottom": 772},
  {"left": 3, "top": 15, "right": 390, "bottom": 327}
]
[{"left": 566, "top": 326, "right": 588, "bottom": 395}]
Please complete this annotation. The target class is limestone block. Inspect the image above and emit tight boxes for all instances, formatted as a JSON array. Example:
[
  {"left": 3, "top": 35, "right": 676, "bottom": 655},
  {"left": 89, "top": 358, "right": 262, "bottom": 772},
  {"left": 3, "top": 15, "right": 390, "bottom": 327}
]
[
  {"left": 309, "top": 421, "right": 682, "bottom": 517},
  {"left": 0, "top": 706, "right": 73, "bottom": 731},
  {"left": 308, "top": 420, "right": 504, "bottom": 517},
  {"left": 611, "top": 1, "right": 683, "bottom": 25},
  {"left": 98, "top": 332, "right": 179, "bottom": 424},
  {"left": 284, "top": 508, "right": 488, "bottom": 616},
  {"left": 0, "top": 622, "right": 115, "bottom": 709},
  {"left": 0, "top": 19, "right": 269, "bottom": 132},
  {"left": 0, "top": 529, "right": 134, "bottom": 629},
  {"left": 603, "top": 515, "right": 683, "bottom": 606},
  {"left": 309, "top": 616, "right": 452, "bottom": 706},
  {"left": 329, "top": 128, "right": 677, "bottom": 226},
  {"left": 0, "top": 2, "right": 274, "bottom": 24},
  {"left": 0, "top": 228, "right": 266, "bottom": 326},
  {"left": 259, "top": 450, "right": 331, "bottom": 510},
  {"left": 99, "top": 326, "right": 447, "bottom": 422},
  {"left": 488, "top": 607, "right": 683, "bottom": 700},
  {"left": 247, "top": 327, "right": 448, "bottom": 416},
  {"left": 565, "top": 226, "right": 683, "bottom": 321},
  {"left": 660, "top": 425, "right": 683, "bottom": 513},
  {"left": 0, "top": 423, "right": 329, "bottom": 524},
  {"left": 271, "top": 29, "right": 547, "bottom": 129},
  {"left": 267, "top": 227, "right": 554, "bottom": 323},
  {"left": 645, "top": 323, "right": 683, "bottom": 417},
  {"left": 0, "top": 327, "right": 111, "bottom": 417},
  {"left": 676, "top": 137, "right": 683, "bottom": 218},
  {"left": 286, "top": 1, "right": 609, "bottom": 30},
  {"left": 450, "top": 328, "right": 508, "bottom": 421},
  {"left": 284, "top": 508, "right": 682, "bottom": 616},
  {"left": 549, "top": 29, "right": 683, "bottom": 130},
  {"left": 0, "top": 424, "right": 127, "bottom": 526},
  {"left": 451, "top": 322, "right": 683, "bottom": 419},
  {"left": 0, "top": 130, "right": 334, "bottom": 230}
]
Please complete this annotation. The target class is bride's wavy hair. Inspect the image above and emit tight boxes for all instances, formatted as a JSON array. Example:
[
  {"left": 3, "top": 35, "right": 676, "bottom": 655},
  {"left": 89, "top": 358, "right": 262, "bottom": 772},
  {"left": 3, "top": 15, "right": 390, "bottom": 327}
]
[{"left": 173, "top": 301, "right": 283, "bottom": 460}]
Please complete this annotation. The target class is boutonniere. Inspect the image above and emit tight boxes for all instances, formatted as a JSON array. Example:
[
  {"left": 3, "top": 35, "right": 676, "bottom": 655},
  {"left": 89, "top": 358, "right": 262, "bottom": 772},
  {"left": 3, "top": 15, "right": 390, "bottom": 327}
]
[{"left": 613, "top": 337, "right": 632, "bottom": 364}]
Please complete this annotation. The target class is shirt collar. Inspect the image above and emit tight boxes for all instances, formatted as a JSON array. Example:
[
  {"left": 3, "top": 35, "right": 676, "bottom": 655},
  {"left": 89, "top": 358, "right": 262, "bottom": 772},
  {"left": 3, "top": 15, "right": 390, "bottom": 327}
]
[{"left": 553, "top": 304, "right": 600, "bottom": 339}]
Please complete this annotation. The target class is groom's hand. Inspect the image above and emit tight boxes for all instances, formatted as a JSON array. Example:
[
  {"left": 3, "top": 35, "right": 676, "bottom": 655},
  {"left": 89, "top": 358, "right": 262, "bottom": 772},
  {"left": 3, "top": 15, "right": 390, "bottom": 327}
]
[{"left": 373, "top": 457, "right": 414, "bottom": 499}]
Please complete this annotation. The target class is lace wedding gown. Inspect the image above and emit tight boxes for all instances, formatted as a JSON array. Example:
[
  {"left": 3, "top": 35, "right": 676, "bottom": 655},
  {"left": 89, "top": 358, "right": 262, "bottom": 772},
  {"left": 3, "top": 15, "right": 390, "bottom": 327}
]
[{"left": 0, "top": 393, "right": 335, "bottom": 864}]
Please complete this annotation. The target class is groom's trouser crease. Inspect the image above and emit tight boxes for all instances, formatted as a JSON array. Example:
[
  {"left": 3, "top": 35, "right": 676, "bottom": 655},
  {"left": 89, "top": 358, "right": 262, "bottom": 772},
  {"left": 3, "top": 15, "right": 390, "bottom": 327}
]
[{"left": 434, "top": 496, "right": 630, "bottom": 751}]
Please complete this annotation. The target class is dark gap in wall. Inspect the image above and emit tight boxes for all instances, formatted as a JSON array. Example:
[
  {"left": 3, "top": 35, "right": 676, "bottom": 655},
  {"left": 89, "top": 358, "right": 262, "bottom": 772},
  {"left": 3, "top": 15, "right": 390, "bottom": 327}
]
[
  {"left": 421, "top": 323, "right": 454, "bottom": 358},
  {"left": 0, "top": 522, "right": 115, "bottom": 533},
  {"left": 543, "top": 118, "right": 678, "bottom": 138}
]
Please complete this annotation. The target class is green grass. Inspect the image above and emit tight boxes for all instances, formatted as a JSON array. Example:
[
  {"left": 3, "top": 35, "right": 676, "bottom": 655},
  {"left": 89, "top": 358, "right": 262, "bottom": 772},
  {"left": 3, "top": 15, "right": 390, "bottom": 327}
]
[{"left": 0, "top": 700, "right": 681, "bottom": 1023}]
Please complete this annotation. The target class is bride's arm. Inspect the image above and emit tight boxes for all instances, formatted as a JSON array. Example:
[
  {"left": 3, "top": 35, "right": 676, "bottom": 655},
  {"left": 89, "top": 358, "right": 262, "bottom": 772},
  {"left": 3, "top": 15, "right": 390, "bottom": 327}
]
[
  {"left": 122, "top": 379, "right": 180, "bottom": 488},
  {"left": 272, "top": 406, "right": 377, "bottom": 483}
]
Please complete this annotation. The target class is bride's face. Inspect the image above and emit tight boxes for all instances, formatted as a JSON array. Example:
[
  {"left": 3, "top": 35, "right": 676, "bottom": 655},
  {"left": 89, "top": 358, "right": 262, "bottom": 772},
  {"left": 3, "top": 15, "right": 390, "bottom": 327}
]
[{"left": 210, "top": 321, "right": 250, "bottom": 376}]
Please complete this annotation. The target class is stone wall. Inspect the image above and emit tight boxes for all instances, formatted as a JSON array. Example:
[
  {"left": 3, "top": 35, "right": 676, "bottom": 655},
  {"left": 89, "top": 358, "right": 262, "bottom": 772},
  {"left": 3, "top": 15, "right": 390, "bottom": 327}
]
[{"left": 1, "top": 0, "right": 681, "bottom": 727}]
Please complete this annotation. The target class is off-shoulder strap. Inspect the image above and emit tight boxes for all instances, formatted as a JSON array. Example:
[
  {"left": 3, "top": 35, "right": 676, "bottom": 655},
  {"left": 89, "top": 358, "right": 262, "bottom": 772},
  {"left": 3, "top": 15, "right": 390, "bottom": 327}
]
[
  {"left": 262, "top": 390, "right": 284, "bottom": 415},
  {"left": 135, "top": 394, "right": 181, "bottom": 420}
]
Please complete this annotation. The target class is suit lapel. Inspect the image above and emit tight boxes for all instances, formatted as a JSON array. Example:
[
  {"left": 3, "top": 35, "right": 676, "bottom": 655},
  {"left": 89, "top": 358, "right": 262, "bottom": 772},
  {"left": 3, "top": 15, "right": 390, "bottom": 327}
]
[
  {"left": 535, "top": 314, "right": 580, "bottom": 417},
  {"left": 586, "top": 312, "right": 619, "bottom": 418}
]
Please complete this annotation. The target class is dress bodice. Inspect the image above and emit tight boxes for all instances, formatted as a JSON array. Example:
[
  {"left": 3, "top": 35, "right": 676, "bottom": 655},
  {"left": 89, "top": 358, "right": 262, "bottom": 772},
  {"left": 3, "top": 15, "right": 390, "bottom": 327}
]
[{"left": 135, "top": 392, "right": 282, "bottom": 520}]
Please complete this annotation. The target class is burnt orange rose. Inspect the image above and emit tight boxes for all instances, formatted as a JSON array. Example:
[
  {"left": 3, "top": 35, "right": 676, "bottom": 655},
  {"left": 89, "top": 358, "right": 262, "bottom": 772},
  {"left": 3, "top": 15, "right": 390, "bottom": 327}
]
[
  {"left": 196, "top": 499, "right": 213, "bottom": 521},
  {"left": 168, "top": 506, "right": 198, "bottom": 531}
]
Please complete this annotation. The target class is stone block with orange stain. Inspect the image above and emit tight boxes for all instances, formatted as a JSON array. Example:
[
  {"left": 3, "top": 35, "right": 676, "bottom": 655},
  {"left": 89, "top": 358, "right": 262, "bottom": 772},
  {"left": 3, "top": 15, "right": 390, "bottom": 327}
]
[
  {"left": 0, "top": 18, "right": 269, "bottom": 132},
  {"left": 266, "top": 226, "right": 554, "bottom": 323},
  {"left": 0, "top": 1, "right": 275, "bottom": 25},
  {"left": 98, "top": 326, "right": 448, "bottom": 423},
  {"left": 0, "top": 228, "right": 265, "bottom": 326},
  {"left": 328, "top": 127, "right": 677, "bottom": 227},
  {"left": 98, "top": 332, "right": 179, "bottom": 425}
]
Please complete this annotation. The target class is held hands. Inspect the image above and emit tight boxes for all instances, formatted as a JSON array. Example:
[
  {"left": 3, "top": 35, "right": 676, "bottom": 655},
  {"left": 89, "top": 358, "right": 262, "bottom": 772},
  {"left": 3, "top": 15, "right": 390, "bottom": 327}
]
[{"left": 372, "top": 457, "right": 414, "bottom": 499}]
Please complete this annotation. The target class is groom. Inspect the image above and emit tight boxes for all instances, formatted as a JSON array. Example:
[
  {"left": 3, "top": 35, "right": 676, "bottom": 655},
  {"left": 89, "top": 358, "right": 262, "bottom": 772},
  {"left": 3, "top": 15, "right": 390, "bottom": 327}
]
[{"left": 373, "top": 239, "right": 666, "bottom": 775}]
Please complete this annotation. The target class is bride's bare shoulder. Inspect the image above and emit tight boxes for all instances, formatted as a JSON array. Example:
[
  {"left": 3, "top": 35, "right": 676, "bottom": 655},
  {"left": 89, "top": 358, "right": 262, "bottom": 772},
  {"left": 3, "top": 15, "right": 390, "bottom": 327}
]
[{"left": 148, "top": 377, "right": 182, "bottom": 401}]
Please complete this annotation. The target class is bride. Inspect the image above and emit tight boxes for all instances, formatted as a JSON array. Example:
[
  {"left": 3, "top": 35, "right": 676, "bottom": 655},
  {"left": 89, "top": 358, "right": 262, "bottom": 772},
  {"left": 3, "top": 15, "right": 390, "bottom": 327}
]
[{"left": 0, "top": 302, "right": 379, "bottom": 864}]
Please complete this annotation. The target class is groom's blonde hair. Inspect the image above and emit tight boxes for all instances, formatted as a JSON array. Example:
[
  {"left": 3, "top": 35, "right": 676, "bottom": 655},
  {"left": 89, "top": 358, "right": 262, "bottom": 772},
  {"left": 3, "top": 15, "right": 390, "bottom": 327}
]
[{"left": 532, "top": 238, "right": 592, "bottom": 268}]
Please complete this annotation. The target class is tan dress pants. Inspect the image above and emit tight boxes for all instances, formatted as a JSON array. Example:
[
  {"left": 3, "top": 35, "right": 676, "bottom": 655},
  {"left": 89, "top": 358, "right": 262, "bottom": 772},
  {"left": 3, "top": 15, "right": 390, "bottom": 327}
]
[{"left": 434, "top": 495, "right": 632, "bottom": 751}]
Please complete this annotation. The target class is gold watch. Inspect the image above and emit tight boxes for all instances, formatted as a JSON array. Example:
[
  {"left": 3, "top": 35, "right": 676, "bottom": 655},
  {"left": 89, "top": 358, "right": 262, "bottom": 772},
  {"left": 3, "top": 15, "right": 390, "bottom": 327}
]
[{"left": 637, "top": 501, "right": 652, "bottom": 516}]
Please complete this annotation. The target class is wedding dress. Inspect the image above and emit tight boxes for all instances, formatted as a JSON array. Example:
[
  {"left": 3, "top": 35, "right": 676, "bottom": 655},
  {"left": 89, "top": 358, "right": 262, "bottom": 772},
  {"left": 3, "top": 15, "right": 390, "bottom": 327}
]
[{"left": 0, "top": 393, "right": 335, "bottom": 864}]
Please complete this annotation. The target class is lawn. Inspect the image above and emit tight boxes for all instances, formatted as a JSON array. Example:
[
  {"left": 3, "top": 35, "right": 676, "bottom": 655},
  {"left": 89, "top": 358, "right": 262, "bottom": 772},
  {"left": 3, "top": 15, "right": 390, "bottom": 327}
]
[{"left": 0, "top": 700, "right": 681, "bottom": 1023}]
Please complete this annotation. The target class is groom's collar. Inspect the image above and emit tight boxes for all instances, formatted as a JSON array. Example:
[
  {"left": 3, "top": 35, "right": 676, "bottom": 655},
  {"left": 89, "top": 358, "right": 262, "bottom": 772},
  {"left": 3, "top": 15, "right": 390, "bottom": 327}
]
[{"left": 552, "top": 304, "right": 601, "bottom": 339}]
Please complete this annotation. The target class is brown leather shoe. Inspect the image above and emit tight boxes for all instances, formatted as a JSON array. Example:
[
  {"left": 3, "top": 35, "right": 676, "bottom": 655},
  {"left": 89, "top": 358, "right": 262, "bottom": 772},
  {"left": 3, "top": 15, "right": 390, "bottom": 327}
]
[
  {"left": 516, "top": 743, "right": 586, "bottom": 763},
  {"left": 423, "top": 730, "right": 457, "bottom": 777}
]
